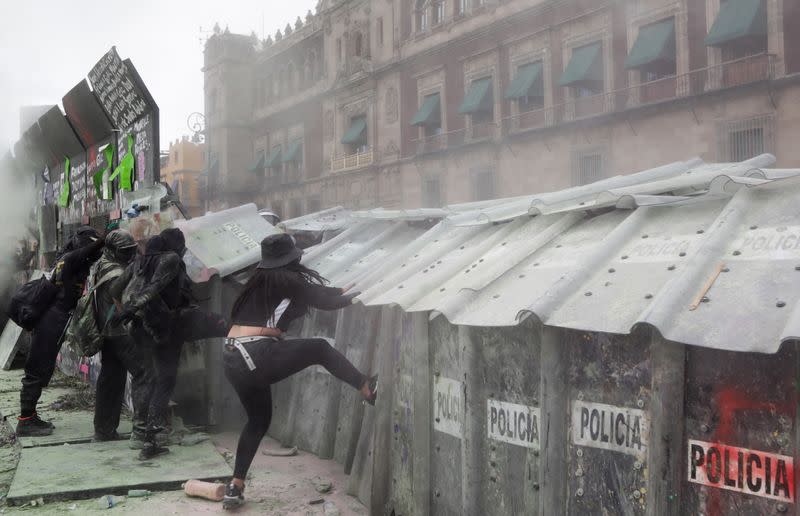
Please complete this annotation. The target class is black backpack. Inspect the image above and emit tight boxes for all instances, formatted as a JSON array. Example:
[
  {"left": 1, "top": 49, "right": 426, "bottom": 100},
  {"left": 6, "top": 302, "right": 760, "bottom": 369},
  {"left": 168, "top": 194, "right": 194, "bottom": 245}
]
[{"left": 7, "top": 275, "right": 58, "bottom": 331}]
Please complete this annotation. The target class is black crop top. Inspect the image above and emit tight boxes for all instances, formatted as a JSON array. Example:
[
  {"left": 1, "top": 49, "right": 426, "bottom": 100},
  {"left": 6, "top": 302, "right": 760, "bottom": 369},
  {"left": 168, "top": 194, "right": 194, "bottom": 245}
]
[{"left": 231, "top": 273, "right": 354, "bottom": 331}]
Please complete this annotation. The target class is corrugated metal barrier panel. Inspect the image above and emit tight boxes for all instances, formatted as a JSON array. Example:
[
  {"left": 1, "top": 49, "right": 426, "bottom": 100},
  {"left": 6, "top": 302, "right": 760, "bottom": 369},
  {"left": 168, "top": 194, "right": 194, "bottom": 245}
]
[
  {"left": 237, "top": 154, "right": 800, "bottom": 515},
  {"left": 175, "top": 203, "right": 278, "bottom": 282}
]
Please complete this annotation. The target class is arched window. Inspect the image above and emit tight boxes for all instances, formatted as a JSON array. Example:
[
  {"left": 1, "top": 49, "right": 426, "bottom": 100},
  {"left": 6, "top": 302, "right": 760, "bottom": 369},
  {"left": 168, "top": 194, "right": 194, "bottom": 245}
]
[
  {"left": 309, "top": 50, "right": 319, "bottom": 81},
  {"left": 416, "top": 0, "right": 429, "bottom": 32},
  {"left": 279, "top": 66, "right": 287, "bottom": 95},
  {"left": 287, "top": 61, "right": 297, "bottom": 92},
  {"left": 301, "top": 58, "right": 309, "bottom": 88},
  {"left": 355, "top": 32, "right": 365, "bottom": 58}
]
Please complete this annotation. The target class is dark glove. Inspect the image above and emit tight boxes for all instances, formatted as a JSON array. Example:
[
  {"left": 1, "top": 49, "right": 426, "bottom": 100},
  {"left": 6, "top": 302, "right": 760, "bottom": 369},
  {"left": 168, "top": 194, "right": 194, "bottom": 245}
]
[
  {"left": 111, "top": 306, "right": 137, "bottom": 325},
  {"left": 343, "top": 291, "right": 361, "bottom": 304}
]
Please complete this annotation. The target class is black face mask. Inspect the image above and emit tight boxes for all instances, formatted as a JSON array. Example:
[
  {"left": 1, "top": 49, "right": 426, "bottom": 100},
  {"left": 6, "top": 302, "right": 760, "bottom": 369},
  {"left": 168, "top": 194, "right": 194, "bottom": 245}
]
[{"left": 116, "top": 247, "right": 137, "bottom": 264}]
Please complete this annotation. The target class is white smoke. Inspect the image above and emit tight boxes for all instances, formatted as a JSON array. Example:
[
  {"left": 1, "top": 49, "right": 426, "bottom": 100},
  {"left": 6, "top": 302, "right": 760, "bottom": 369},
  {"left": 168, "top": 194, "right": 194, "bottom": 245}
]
[{"left": 0, "top": 147, "right": 37, "bottom": 298}]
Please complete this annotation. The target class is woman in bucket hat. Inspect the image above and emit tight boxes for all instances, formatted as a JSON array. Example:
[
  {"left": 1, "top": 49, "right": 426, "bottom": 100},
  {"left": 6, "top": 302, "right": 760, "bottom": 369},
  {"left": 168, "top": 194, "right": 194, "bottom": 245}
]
[{"left": 221, "top": 233, "right": 377, "bottom": 510}]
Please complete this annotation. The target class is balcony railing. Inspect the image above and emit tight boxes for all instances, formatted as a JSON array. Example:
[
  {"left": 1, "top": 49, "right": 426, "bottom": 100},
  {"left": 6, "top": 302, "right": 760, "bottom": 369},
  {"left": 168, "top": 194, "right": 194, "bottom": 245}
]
[
  {"left": 330, "top": 148, "right": 374, "bottom": 172},
  {"left": 503, "top": 53, "right": 774, "bottom": 136},
  {"left": 415, "top": 133, "right": 448, "bottom": 154},
  {"left": 469, "top": 121, "right": 496, "bottom": 140}
]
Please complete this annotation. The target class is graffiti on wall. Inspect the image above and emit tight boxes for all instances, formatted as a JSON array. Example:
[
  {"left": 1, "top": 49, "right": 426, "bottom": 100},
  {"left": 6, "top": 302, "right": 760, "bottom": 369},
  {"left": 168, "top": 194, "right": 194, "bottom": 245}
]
[{"left": 688, "top": 440, "right": 794, "bottom": 503}]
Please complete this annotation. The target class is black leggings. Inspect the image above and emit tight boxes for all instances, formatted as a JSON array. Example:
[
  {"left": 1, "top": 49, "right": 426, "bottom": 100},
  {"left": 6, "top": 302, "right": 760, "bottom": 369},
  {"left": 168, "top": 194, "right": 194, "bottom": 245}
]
[
  {"left": 223, "top": 337, "right": 366, "bottom": 479},
  {"left": 94, "top": 336, "right": 153, "bottom": 437},
  {"left": 20, "top": 305, "right": 71, "bottom": 416}
]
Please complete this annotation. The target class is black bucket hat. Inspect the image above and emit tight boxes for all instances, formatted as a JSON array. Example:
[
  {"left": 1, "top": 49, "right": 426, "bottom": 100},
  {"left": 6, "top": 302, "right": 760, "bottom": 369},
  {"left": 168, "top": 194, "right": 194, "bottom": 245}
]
[{"left": 256, "top": 233, "right": 302, "bottom": 269}]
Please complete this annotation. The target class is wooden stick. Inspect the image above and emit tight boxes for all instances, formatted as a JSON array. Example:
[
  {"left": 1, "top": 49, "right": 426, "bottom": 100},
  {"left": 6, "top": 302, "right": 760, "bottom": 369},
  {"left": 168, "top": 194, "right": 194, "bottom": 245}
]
[{"left": 688, "top": 262, "right": 725, "bottom": 311}]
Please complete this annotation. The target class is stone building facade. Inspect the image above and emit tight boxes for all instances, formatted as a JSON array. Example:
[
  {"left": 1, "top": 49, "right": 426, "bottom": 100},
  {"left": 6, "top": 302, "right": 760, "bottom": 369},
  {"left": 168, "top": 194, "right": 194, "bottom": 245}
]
[
  {"left": 161, "top": 137, "right": 206, "bottom": 217},
  {"left": 204, "top": 0, "right": 800, "bottom": 218}
]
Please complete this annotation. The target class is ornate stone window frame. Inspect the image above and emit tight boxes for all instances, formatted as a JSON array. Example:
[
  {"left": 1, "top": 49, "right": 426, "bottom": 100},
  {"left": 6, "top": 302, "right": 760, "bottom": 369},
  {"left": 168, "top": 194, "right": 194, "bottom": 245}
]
[
  {"left": 507, "top": 32, "right": 551, "bottom": 121},
  {"left": 462, "top": 48, "right": 500, "bottom": 136},
  {"left": 627, "top": 2, "right": 687, "bottom": 105},
  {"left": 414, "top": 66, "right": 447, "bottom": 141},
  {"left": 560, "top": 10, "right": 614, "bottom": 113}
]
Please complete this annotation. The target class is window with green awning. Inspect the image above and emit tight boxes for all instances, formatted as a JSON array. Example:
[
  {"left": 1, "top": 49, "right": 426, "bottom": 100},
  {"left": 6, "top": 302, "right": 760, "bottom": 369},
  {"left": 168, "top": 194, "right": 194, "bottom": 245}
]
[
  {"left": 282, "top": 140, "right": 303, "bottom": 162},
  {"left": 558, "top": 42, "right": 603, "bottom": 88},
  {"left": 504, "top": 62, "right": 544, "bottom": 99},
  {"left": 411, "top": 93, "right": 441, "bottom": 126},
  {"left": 625, "top": 18, "right": 676, "bottom": 71},
  {"left": 266, "top": 146, "right": 282, "bottom": 168},
  {"left": 341, "top": 116, "right": 368, "bottom": 145},
  {"left": 458, "top": 77, "right": 493, "bottom": 114},
  {"left": 705, "top": 0, "right": 766, "bottom": 48},
  {"left": 248, "top": 151, "right": 265, "bottom": 172}
]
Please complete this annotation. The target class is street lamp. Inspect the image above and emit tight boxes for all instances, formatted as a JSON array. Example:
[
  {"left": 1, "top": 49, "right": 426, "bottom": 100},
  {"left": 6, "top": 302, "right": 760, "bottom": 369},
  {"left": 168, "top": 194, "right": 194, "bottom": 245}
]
[{"left": 187, "top": 112, "right": 206, "bottom": 143}]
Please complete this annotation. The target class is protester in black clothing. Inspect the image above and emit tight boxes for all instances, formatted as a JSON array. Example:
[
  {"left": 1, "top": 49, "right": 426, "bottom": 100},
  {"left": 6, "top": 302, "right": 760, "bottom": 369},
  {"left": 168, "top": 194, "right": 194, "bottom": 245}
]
[
  {"left": 113, "top": 228, "right": 228, "bottom": 460},
  {"left": 221, "top": 233, "right": 377, "bottom": 510},
  {"left": 90, "top": 229, "right": 153, "bottom": 445},
  {"left": 17, "top": 226, "right": 103, "bottom": 437}
]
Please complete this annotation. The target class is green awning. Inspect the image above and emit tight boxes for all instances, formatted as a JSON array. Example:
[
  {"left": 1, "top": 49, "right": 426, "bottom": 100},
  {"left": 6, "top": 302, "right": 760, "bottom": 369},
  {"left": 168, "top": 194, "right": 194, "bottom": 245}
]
[
  {"left": 558, "top": 42, "right": 603, "bottom": 87},
  {"left": 282, "top": 141, "right": 303, "bottom": 162},
  {"left": 504, "top": 62, "right": 544, "bottom": 99},
  {"left": 625, "top": 18, "right": 676, "bottom": 70},
  {"left": 458, "top": 77, "right": 493, "bottom": 114},
  {"left": 341, "top": 117, "right": 367, "bottom": 145},
  {"left": 705, "top": 0, "right": 766, "bottom": 47},
  {"left": 266, "top": 147, "right": 282, "bottom": 168},
  {"left": 411, "top": 93, "right": 441, "bottom": 126},
  {"left": 248, "top": 151, "right": 265, "bottom": 172}
]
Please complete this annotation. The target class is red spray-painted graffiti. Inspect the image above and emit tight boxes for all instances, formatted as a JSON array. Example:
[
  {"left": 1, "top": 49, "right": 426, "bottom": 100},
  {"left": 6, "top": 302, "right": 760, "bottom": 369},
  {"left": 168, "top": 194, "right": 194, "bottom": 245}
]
[{"left": 694, "top": 386, "right": 796, "bottom": 514}]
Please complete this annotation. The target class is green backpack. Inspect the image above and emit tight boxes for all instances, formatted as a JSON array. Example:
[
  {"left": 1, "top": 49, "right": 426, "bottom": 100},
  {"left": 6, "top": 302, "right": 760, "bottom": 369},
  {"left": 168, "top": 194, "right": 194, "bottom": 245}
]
[{"left": 64, "top": 270, "right": 122, "bottom": 357}]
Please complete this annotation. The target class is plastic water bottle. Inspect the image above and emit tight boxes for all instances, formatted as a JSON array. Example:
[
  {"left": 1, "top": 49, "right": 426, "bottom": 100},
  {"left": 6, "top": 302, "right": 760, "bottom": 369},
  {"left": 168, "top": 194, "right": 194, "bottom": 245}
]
[
  {"left": 97, "top": 495, "right": 125, "bottom": 509},
  {"left": 127, "top": 489, "right": 151, "bottom": 498}
]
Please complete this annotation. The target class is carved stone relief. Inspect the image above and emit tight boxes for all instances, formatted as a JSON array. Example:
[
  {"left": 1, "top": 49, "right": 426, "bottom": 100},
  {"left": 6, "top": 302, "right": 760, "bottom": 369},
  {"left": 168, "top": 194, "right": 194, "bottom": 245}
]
[
  {"left": 464, "top": 52, "right": 497, "bottom": 78},
  {"left": 417, "top": 68, "right": 445, "bottom": 93},
  {"left": 384, "top": 140, "right": 399, "bottom": 156},
  {"left": 343, "top": 97, "right": 370, "bottom": 116}
]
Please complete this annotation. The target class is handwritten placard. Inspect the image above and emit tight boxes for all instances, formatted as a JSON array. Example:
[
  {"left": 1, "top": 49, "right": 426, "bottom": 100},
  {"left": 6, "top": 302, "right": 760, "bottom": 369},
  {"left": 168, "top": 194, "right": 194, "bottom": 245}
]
[
  {"left": 88, "top": 47, "right": 150, "bottom": 128},
  {"left": 67, "top": 154, "right": 88, "bottom": 223},
  {"left": 116, "top": 112, "right": 156, "bottom": 188}
]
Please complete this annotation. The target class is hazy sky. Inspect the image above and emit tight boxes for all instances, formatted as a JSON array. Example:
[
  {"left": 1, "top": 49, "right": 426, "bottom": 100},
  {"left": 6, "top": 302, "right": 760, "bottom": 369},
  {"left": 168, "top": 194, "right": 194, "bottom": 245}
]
[{"left": 0, "top": 0, "right": 318, "bottom": 154}]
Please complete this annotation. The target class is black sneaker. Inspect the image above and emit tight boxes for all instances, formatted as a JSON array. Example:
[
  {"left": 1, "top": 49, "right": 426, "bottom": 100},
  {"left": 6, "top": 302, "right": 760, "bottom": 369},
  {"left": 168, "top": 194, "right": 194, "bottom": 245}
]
[
  {"left": 365, "top": 375, "right": 378, "bottom": 406},
  {"left": 16, "top": 414, "right": 55, "bottom": 437},
  {"left": 223, "top": 482, "right": 244, "bottom": 510},
  {"left": 137, "top": 444, "right": 170, "bottom": 461},
  {"left": 129, "top": 431, "right": 147, "bottom": 450}
]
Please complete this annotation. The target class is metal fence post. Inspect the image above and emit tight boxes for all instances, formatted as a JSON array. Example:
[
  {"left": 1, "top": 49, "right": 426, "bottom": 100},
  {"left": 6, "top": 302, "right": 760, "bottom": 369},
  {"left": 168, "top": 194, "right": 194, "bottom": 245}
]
[
  {"left": 539, "top": 324, "right": 568, "bottom": 515},
  {"left": 646, "top": 333, "right": 685, "bottom": 516},
  {"left": 412, "top": 311, "right": 432, "bottom": 516}
]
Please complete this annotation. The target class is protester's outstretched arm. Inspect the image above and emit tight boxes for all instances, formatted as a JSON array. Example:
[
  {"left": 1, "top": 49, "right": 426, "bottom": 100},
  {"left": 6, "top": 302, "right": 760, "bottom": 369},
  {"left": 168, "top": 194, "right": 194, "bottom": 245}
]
[
  {"left": 292, "top": 277, "right": 359, "bottom": 311},
  {"left": 128, "top": 253, "right": 182, "bottom": 310}
]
